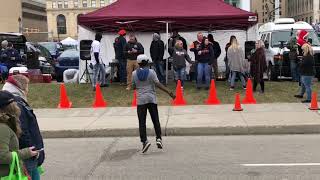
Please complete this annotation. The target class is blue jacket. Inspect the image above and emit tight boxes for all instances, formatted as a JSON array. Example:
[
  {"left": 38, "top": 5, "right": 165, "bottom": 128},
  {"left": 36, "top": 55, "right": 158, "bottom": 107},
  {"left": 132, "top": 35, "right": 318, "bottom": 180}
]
[
  {"left": 4, "top": 48, "right": 21, "bottom": 69},
  {"left": 15, "top": 96, "right": 45, "bottom": 170}
]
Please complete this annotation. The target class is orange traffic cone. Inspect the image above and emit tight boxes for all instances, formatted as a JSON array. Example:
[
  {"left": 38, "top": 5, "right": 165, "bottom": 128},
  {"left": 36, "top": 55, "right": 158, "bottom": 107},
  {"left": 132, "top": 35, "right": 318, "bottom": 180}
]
[
  {"left": 242, "top": 78, "right": 256, "bottom": 104},
  {"left": 309, "top": 92, "right": 320, "bottom": 110},
  {"left": 93, "top": 84, "right": 107, "bottom": 108},
  {"left": 233, "top": 93, "right": 243, "bottom": 111},
  {"left": 132, "top": 90, "right": 137, "bottom": 107},
  {"left": 58, "top": 83, "right": 72, "bottom": 109},
  {"left": 205, "top": 80, "right": 220, "bottom": 105},
  {"left": 172, "top": 80, "right": 186, "bottom": 106}
]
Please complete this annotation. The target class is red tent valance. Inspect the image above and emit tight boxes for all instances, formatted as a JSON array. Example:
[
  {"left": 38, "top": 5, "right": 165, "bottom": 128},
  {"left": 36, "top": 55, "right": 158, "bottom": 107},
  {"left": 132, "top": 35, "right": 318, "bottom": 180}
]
[{"left": 78, "top": 0, "right": 258, "bottom": 32}]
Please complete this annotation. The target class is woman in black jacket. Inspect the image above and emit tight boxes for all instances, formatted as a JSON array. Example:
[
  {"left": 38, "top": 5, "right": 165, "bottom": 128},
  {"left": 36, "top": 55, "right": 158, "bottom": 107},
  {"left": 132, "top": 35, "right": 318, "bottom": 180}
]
[
  {"left": 2, "top": 75, "right": 45, "bottom": 180},
  {"left": 197, "top": 37, "right": 215, "bottom": 90},
  {"left": 294, "top": 43, "right": 315, "bottom": 103}
]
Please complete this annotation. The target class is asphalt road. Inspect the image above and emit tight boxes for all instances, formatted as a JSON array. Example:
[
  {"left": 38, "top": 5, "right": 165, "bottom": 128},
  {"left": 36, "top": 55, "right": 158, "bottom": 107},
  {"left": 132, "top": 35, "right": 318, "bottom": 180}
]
[{"left": 42, "top": 135, "right": 320, "bottom": 180}]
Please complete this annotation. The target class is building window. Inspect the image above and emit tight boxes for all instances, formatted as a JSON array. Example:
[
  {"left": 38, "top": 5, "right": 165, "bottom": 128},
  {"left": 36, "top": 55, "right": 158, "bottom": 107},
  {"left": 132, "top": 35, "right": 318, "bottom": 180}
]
[
  {"left": 64, "top": 1, "right": 68, "bottom": 8},
  {"left": 74, "top": 0, "right": 78, "bottom": 8},
  {"left": 91, "top": 0, "right": 96, "bottom": 7},
  {"left": 57, "top": 14, "right": 67, "bottom": 34},
  {"left": 83, "top": 0, "right": 87, "bottom": 7},
  {"left": 52, "top": 1, "right": 57, "bottom": 8},
  {"left": 58, "top": 1, "right": 63, "bottom": 8},
  {"left": 100, "top": 0, "right": 105, "bottom": 6}
]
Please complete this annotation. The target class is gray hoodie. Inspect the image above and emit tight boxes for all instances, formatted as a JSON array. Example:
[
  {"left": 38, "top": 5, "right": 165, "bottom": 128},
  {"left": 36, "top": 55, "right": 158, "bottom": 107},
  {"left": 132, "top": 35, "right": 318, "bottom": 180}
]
[{"left": 171, "top": 47, "right": 192, "bottom": 69}]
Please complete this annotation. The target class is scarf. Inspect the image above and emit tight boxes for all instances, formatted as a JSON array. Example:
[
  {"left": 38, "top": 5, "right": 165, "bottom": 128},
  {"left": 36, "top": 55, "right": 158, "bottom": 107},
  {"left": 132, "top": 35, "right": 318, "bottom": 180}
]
[{"left": 2, "top": 82, "right": 27, "bottom": 101}]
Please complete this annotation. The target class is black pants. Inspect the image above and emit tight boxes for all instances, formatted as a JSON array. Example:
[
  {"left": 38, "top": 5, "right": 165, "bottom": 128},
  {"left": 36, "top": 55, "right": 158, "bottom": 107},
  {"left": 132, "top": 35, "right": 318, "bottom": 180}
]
[
  {"left": 253, "top": 79, "right": 265, "bottom": 92},
  {"left": 137, "top": 103, "right": 162, "bottom": 143}
]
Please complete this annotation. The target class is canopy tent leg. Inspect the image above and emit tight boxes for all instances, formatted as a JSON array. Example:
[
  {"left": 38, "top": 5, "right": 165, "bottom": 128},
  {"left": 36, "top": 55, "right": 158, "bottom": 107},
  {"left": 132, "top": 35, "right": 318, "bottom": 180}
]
[{"left": 166, "top": 22, "right": 169, "bottom": 85}]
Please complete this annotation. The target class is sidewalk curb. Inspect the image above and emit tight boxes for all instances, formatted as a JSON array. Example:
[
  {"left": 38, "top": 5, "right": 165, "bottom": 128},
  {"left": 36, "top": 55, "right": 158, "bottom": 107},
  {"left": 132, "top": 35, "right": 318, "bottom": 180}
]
[{"left": 41, "top": 125, "right": 320, "bottom": 138}]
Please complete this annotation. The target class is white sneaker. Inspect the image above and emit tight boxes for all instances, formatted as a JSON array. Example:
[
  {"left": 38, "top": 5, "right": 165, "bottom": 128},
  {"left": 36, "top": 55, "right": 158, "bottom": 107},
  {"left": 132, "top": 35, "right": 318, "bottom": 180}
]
[{"left": 156, "top": 139, "right": 163, "bottom": 149}]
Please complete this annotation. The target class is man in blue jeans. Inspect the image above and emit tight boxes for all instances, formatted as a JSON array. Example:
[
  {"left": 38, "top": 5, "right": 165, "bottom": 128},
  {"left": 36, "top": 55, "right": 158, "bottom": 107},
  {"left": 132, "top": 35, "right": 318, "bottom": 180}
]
[
  {"left": 132, "top": 54, "right": 175, "bottom": 153},
  {"left": 91, "top": 33, "right": 108, "bottom": 91}
]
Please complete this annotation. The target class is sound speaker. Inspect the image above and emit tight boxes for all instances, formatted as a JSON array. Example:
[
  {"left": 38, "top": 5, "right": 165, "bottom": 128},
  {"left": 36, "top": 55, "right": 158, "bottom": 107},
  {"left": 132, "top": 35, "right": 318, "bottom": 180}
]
[
  {"left": 245, "top": 41, "right": 256, "bottom": 59},
  {"left": 80, "top": 40, "right": 93, "bottom": 60}
]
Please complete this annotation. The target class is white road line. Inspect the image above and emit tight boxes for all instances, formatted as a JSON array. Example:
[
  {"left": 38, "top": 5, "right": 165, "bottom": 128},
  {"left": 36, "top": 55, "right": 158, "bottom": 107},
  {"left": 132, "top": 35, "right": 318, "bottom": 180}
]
[{"left": 241, "top": 163, "right": 320, "bottom": 167}]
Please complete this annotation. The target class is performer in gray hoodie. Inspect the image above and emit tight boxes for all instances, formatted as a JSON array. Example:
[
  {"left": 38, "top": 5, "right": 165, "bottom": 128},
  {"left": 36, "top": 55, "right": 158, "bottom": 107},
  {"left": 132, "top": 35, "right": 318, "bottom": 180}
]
[
  {"left": 169, "top": 40, "right": 194, "bottom": 88},
  {"left": 132, "top": 54, "right": 175, "bottom": 153}
]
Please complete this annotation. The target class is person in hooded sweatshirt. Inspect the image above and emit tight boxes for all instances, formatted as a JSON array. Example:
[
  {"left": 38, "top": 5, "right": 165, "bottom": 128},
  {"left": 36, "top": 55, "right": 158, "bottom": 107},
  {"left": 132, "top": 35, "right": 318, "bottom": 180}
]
[
  {"left": 2, "top": 75, "right": 45, "bottom": 180},
  {"left": 196, "top": 37, "right": 215, "bottom": 90},
  {"left": 124, "top": 34, "right": 144, "bottom": 90},
  {"left": 169, "top": 40, "right": 194, "bottom": 88},
  {"left": 150, "top": 33, "right": 165, "bottom": 84},
  {"left": 132, "top": 54, "right": 175, "bottom": 153}
]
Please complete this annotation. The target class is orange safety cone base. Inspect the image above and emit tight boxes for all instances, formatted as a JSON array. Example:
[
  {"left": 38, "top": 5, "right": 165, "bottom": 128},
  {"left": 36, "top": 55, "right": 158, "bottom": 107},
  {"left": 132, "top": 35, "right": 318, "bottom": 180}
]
[
  {"left": 309, "top": 92, "right": 319, "bottom": 110},
  {"left": 242, "top": 79, "right": 256, "bottom": 104},
  {"left": 172, "top": 80, "right": 187, "bottom": 106},
  {"left": 58, "top": 84, "right": 72, "bottom": 109},
  {"left": 233, "top": 93, "right": 243, "bottom": 111},
  {"left": 233, "top": 108, "right": 243, "bottom": 111},
  {"left": 58, "top": 102, "right": 72, "bottom": 109},
  {"left": 93, "top": 84, "right": 107, "bottom": 108},
  {"left": 205, "top": 80, "right": 221, "bottom": 105}
]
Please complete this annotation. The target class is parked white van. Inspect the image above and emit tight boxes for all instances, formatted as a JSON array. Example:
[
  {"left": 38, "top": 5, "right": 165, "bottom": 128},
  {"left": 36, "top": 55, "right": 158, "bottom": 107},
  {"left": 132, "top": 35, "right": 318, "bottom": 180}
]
[{"left": 259, "top": 18, "right": 320, "bottom": 81}]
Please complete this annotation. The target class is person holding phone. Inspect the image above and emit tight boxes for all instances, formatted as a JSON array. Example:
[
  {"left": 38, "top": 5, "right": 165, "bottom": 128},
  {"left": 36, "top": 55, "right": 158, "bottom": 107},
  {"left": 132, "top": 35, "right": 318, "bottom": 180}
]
[
  {"left": 2, "top": 75, "right": 45, "bottom": 180},
  {"left": 0, "top": 90, "right": 39, "bottom": 177},
  {"left": 132, "top": 55, "right": 175, "bottom": 153}
]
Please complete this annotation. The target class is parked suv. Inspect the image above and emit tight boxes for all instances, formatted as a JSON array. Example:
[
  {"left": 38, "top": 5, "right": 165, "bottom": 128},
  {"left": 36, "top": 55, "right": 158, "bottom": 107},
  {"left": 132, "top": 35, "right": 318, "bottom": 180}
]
[{"left": 258, "top": 18, "right": 320, "bottom": 81}]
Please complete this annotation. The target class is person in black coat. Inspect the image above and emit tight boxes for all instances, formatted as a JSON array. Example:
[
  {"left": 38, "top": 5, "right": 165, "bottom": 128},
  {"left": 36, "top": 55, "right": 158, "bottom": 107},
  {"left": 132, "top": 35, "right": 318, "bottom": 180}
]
[
  {"left": 294, "top": 43, "right": 315, "bottom": 103},
  {"left": 150, "top": 33, "right": 165, "bottom": 84},
  {"left": 114, "top": 29, "right": 127, "bottom": 85},
  {"left": 208, "top": 34, "right": 221, "bottom": 79},
  {"left": 2, "top": 75, "right": 45, "bottom": 180}
]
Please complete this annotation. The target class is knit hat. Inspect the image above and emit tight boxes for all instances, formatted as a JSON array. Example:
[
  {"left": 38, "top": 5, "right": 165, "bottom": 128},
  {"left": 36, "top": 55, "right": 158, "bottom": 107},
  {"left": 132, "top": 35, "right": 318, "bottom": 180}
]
[
  {"left": 118, "top": 29, "right": 126, "bottom": 36},
  {"left": 297, "top": 30, "right": 309, "bottom": 46},
  {"left": 6, "top": 75, "right": 30, "bottom": 92},
  {"left": 0, "top": 91, "right": 15, "bottom": 108}
]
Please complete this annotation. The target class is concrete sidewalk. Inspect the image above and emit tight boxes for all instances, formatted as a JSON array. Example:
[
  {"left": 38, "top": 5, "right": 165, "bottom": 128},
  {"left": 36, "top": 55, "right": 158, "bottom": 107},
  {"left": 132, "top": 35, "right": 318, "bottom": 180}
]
[{"left": 34, "top": 103, "right": 320, "bottom": 138}]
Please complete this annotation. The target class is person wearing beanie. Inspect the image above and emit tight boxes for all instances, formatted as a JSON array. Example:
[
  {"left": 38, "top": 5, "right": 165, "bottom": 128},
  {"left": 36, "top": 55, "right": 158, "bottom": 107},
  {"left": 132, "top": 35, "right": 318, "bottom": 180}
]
[
  {"left": 150, "top": 33, "right": 165, "bottom": 84},
  {"left": 2, "top": 75, "right": 45, "bottom": 180},
  {"left": 0, "top": 90, "right": 39, "bottom": 177},
  {"left": 114, "top": 29, "right": 127, "bottom": 86},
  {"left": 132, "top": 54, "right": 175, "bottom": 153}
]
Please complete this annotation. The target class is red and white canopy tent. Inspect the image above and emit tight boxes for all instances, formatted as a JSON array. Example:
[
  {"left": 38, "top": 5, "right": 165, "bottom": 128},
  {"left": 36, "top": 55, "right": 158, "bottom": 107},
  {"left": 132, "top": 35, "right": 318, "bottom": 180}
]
[{"left": 78, "top": 0, "right": 258, "bottom": 83}]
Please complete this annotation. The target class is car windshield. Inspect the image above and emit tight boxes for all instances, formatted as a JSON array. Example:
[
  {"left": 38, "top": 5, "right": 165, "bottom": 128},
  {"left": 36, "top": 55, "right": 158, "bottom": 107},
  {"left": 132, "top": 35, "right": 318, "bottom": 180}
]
[
  {"left": 39, "top": 42, "right": 57, "bottom": 53},
  {"left": 59, "top": 50, "right": 78, "bottom": 58},
  {"left": 37, "top": 45, "right": 52, "bottom": 59},
  {"left": 271, "top": 30, "right": 320, "bottom": 47}
]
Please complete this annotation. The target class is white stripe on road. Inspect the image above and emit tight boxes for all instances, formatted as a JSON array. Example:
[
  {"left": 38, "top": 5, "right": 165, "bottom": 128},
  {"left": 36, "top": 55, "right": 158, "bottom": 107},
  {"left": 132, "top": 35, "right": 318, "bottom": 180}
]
[{"left": 241, "top": 163, "right": 320, "bottom": 167}]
